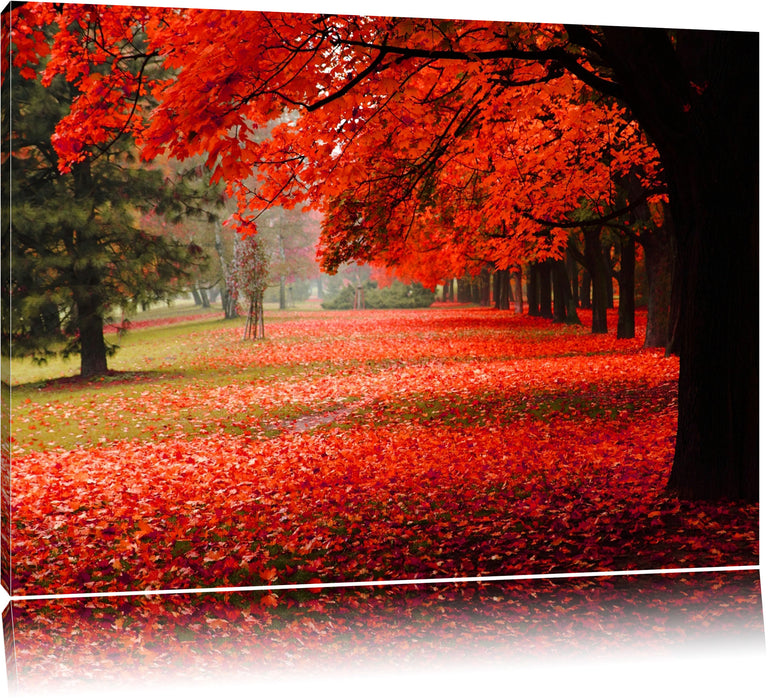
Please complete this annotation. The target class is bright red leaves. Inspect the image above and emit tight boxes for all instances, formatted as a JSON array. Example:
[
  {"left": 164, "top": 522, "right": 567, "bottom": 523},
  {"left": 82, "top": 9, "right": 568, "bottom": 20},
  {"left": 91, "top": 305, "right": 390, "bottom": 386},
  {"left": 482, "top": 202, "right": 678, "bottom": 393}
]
[{"left": 9, "top": 308, "right": 757, "bottom": 596}]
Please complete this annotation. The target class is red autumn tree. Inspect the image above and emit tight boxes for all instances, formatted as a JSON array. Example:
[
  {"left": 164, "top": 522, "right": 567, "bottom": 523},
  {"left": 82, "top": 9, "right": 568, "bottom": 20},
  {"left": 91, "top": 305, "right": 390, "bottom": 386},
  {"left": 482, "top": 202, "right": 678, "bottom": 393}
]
[{"left": 9, "top": 5, "right": 758, "bottom": 503}]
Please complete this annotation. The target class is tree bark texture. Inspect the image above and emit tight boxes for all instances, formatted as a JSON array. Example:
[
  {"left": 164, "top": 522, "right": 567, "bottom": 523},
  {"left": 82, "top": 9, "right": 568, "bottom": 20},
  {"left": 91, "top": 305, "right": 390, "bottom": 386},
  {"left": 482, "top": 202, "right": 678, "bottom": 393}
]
[
  {"left": 579, "top": 270, "right": 591, "bottom": 309},
  {"left": 616, "top": 233, "right": 636, "bottom": 339},
  {"left": 602, "top": 27, "right": 759, "bottom": 502},
  {"left": 642, "top": 222, "right": 674, "bottom": 349},
  {"left": 494, "top": 269, "right": 511, "bottom": 309},
  {"left": 512, "top": 268, "right": 524, "bottom": 314},
  {"left": 76, "top": 290, "right": 109, "bottom": 377},
  {"left": 583, "top": 227, "right": 608, "bottom": 334},
  {"left": 564, "top": 248, "right": 581, "bottom": 324},
  {"left": 527, "top": 263, "right": 540, "bottom": 316},
  {"left": 539, "top": 261, "right": 553, "bottom": 319},
  {"left": 551, "top": 259, "right": 568, "bottom": 323}
]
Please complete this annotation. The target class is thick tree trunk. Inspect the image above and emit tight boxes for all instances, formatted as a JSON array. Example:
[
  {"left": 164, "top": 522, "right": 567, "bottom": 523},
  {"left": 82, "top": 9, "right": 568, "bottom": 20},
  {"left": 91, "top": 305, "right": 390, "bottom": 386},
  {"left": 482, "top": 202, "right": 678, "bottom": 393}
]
[
  {"left": 76, "top": 292, "right": 109, "bottom": 377},
  {"left": 579, "top": 270, "right": 591, "bottom": 309},
  {"left": 565, "top": 247, "right": 579, "bottom": 310},
  {"left": 642, "top": 222, "right": 674, "bottom": 349},
  {"left": 220, "top": 283, "right": 237, "bottom": 319},
  {"left": 458, "top": 276, "right": 471, "bottom": 303},
  {"left": 602, "top": 28, "right": 759, "bottom": 502},
  {"left": 616, "top": 233, "right": 636, "bottom": 339},
  {"left": 479, "top": 268, "right": 491, "bottom": 306},
  {"left": 583, "top": 227, "right": 608, "bottom": 333},
  {"left": 564, "top": 248, "right": 581, "bottom": 324},
  {"left": 538, "top": 261, "right": 553, "bottom": 319},
  {"left": 512, "top": 268, "right": 523, "bottom": 314},
  {"left": 527, "top": 263, "right": 540, "bottom": 316},
  {"left": 494, "top": 269, "right": 511, "bottom": 309},
  {"left": 551, "top": 259, "right": 568, "bottom": 323}
]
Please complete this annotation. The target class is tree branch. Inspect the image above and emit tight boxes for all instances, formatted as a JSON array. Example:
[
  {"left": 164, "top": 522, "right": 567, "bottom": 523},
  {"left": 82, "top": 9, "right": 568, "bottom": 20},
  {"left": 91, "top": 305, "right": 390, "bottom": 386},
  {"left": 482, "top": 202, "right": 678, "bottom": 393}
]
[
  {"left": 519, "top": 187, "right": 667, "bottom": 230},
  {"left": 329, "top": 35, "right": 624, "bottom": 98}
]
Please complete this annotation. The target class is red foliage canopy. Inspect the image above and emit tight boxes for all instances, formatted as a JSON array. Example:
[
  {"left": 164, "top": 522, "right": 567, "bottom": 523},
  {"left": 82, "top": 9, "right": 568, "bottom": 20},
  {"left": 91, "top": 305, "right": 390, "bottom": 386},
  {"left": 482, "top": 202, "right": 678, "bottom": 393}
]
[{"left": 9, "top": 4, "right": 664, "bottom": 281}]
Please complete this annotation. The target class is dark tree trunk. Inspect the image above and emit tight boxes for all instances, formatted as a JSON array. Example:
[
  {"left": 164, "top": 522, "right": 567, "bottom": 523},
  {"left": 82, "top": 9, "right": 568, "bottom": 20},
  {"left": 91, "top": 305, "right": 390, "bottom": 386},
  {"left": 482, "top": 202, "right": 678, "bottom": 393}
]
[
  {"left": 458, "top": 276, "right": 471, "bottom": 303},
  {"left": 602, "top": 27, "right": 758, "bottom": 502},
  {"left": 191, "top": 287, "right": 203, "bottom": 305},
  {"left": 579, "top": 270, "right": 591, "bottom": 309},
  {"left": 565, "top": 248, "right": 579, "bottom": 310},
  {"left": 76, "top": 291, "right": 109, "bottom": 377},
  {"left": 538, "top": 261, "right": 553, "bottom": 319},
  {"left": 512, "top": 268, "right": 524, "bottom": 314},
  {"left": 551, "top": 259, "right": 568, "bottom": 323},
  {"left": 494, "top": 269, "right": 511, "bottom": 309},
  {"left": 220, "top": 282, "right": 237, "bottom": 319},
  {"left": 642, "top": 220, "right": 674, "bottom": 349},
  {"left": 563, "top": 248, "right": 581, "bottom": 324},
  {"left": 617, "top": 233, "right": 636, "bottom": 339},
  {"left": 664, "top": 230, "right": 682, "bottom": 357},
  {"left": 603, "top": 243, "right": 616, "bottom": 309},
  {"left": 479, "top": 267, "right": 491, "bottom": 306},
  {"left": 527, "top": 263, "right": 540, "bottom": 316},
  {"left": 199, "top": 287, "right": 210, "bottom": 308},
  {"left": 583, "top": 227, "right": 608, "bottom": 333}
]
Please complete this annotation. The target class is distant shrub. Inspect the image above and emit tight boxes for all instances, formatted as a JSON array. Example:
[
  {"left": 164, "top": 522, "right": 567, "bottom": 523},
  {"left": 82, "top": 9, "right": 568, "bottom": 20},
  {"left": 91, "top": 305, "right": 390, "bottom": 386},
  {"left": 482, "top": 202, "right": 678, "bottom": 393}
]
[{"left": 321, "top": 281, "right": 435, "bottom": 310}]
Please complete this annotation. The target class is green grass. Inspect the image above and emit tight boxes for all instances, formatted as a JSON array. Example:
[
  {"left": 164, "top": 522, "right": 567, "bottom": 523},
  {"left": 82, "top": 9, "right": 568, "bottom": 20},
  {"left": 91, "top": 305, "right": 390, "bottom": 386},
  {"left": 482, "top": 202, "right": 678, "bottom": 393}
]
[
  {"left": 8, "top": 298, "right": 327, "bottom": 387},
  {"left": 7, "top": 305, "right": 340, "bottom": 451}
]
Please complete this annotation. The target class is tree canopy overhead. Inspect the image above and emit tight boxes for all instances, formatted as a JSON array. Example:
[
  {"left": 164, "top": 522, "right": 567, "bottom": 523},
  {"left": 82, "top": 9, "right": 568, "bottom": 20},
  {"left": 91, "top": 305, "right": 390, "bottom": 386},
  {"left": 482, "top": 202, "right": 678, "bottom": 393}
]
[
  {"left": 9, "top": 3, "right": 665, "bottom": 279},
  {"left": 6, "top": 2, "right": 759, "bottom": 502}
]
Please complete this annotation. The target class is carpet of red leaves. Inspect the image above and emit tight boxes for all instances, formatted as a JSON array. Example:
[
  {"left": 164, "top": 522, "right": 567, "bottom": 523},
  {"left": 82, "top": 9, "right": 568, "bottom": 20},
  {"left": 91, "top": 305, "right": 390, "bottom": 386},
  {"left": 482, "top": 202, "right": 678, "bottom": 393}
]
[{"left": 9, "top": 307, "right": 758, "bottom": 596}]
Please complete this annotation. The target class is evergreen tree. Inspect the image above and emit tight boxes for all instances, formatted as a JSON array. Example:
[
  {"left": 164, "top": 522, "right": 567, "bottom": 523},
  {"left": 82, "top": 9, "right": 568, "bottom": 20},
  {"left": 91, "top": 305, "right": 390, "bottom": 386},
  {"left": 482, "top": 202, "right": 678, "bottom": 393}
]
[{"left": 2, "top": 64, "right": 209, "bottom": 377}]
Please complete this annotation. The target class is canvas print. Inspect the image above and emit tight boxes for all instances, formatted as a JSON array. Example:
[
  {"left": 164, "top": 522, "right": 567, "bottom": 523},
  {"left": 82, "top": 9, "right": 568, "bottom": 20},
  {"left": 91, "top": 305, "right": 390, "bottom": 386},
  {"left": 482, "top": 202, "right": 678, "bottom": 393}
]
[{"left": 0, "top": 1, "right": 759, "bottom": 609}]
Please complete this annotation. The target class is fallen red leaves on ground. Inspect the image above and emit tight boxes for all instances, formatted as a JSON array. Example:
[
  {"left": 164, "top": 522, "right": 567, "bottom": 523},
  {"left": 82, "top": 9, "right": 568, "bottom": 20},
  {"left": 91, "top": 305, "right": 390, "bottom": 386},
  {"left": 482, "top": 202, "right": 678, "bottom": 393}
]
[{"left": 9, "top": 308, "right": 758, "bottom": 595}]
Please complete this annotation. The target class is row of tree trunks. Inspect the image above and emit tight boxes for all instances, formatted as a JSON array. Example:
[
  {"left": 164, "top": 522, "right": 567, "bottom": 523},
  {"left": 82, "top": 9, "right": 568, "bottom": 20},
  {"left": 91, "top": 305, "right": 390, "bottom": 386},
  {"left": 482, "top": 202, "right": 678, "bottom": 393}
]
[
  {"left": 190, "top": 286, "right": 213, "bottom": 308},
  {"left": 449, "top": 228, "right": 669, "bottom": 346}
]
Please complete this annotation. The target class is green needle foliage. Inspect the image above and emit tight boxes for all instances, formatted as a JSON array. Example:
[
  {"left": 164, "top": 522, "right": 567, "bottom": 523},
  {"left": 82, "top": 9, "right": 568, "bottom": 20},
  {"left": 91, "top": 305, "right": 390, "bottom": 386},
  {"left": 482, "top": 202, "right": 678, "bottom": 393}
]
[{"left": 2, "top": 58, "right": 214, "bottom": 377}]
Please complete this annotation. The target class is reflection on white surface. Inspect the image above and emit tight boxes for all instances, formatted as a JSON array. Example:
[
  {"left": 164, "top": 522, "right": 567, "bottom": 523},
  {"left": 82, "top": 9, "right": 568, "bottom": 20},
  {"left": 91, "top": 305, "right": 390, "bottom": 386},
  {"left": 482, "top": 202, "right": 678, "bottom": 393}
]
[{"left": 2, "top": 570, "right": 766, "bottom": 699}]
